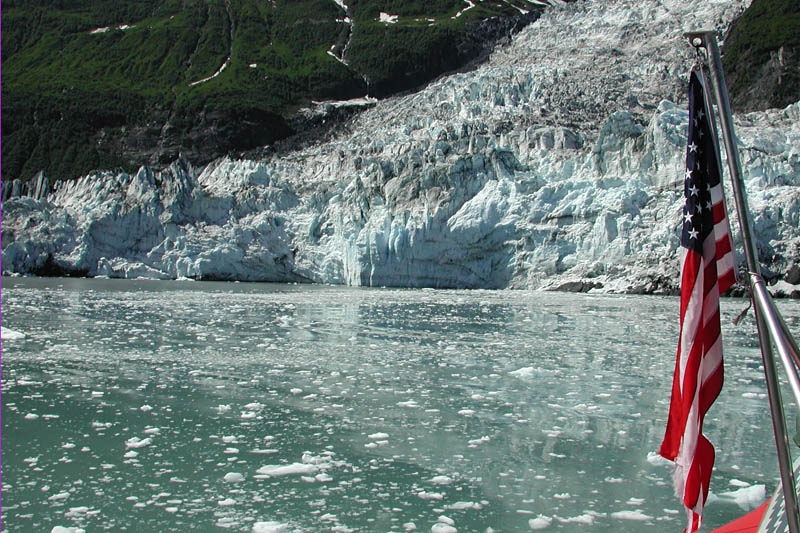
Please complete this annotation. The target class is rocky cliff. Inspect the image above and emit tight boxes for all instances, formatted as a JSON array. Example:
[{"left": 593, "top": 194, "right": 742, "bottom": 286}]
[{"left": 3, "top": 0, "right": 800, "bottom": 294}]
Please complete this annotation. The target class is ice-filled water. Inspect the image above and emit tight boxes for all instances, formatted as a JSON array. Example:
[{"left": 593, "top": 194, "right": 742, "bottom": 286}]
[{"left": 2, "top": 277, "right": 798, "bottom": 532}]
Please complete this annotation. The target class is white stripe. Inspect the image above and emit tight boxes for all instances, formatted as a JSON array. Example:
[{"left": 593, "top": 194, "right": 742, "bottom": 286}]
[
  {"left": 713, "top": 219, "right": 730, "bottom": 242},
  {"left": 703, "top": 279, "right": 719, "bottom": 324},
  {"left": 700, "top": 335, "right": 722, "bottom": 385},
  {"left": 678, "top": 259, "right": 704, "bottom": 391},
  {"left": 710, "top": 184, "right": 724, "bottom": 205},
  {"left": 715, "top": 250, "right": 736, "bottom": 280}
]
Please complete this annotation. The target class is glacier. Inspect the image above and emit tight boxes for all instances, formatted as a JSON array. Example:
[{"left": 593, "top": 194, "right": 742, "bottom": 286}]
[{"left": 2, "top": 0, "right": 800, "bottom": 293}]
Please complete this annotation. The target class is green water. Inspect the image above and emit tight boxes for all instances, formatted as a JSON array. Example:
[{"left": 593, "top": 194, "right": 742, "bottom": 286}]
[{"left": 1, "top": 277, "right": 796, "bottom": 532}]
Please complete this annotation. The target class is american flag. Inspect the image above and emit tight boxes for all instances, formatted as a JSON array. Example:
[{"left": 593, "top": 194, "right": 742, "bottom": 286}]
[{"left": 659, "top": 69, "right": 737, "bottom": 533}]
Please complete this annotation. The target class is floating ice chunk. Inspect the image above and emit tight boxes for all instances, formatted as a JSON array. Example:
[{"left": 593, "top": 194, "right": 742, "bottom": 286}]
[
  {"left": 218, "top": 498, "right": 237, "bottom": 506},
  {"left": 244, "top": 402, "right": 265, "bottom": 411},
  {"left": 714, "top": 485, "right": 767, "bottom": 510},
  {"left": 610, "top": 510, "right": 652, "bottom": 521},
  {"left": 418, "top": 491, "right": 444, "bottom": 500},
  {"left": 457, "top": 409, "right": 475, "bottom": 416},
  {"left": 553, "top": 493, "right": 570, "bottom": 499},
  {"left": 368, "top": 432, "right": 389, "bottom": 439},
  {"left": 216, "top": 404, "right": 232, "bottom": 414},
  {"left": 290, "top": 388, "right": 303, "bottom": 395},
  {"left": 529, "top": 515, "right": 552, "bottom": 529},
  {"left": 125, "top": 437, "right": 152, "bottom": 449},
  {"left": 729, "top": 479, "right": 751, "bottom": 488},
  {"left": 510, "top": 366, "right": 553, "bottom": 380},
  {"left": 398, "top": 400, "right": 420, "bottom": 408},
  {"left": 445, "top": 501, "right": 483, "bottom": 510},
  {"left": 256, "top": 463, "right": 319, "bottom": 477},
  {"left": 140, "top": 405, "right": 153, "bottom": 412},
  {"left": 432, "top": 515, "right": 457, "bottom": 532},
  {"left": 124, "top": 451, "right": 139, "bottom": 459},
  {"left": 379, "top": 12, "right": 398, "bottom": 23},
  {"left": 430, "top": 475, "right": 453, "bottom": 485},
  {"left": 301, "top": 452, "right": 333, "bottom": 465},
  {"left": 556, "top": 514, "right": 594, "bottom": 525},
  {"left": 25, "top": 413, "right": 39, "bottom": 420},
  {"left": 468, "top": 436, "right": 490, "bottom": 446},
  {"left": 241, "top": 411, "right": 257, "bottom": 419},
  {"left": 2, "top": 327, "right": 25, "bottom": 340},
  {"left": 224, "top": 472, "right": 245, "bottom": 483},
  {"left": 646, "top": 451, "right": 670, "bottom": 466},
  {"left": 252, "top": 522, "right": 289, "bottom": 533},
  {"left": 51, "top": 527, "right": 86, "bottom": 533},
  {"left": 403, "top": 523, "right": 417, "bottom": 531}
]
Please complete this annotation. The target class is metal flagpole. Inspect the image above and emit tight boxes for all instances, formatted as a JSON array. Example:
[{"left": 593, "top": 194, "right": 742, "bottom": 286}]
[{"left": 684, "top": 30, "right": 800, "bottom": 532}]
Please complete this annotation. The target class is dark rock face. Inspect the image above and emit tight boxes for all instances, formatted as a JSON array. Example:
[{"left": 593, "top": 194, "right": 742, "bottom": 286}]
[{"left": 723, "top": 0, "right": 800, "bottom": 113}]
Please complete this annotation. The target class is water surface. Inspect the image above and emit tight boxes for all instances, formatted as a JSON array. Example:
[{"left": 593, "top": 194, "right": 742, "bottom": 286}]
[{"left": 2, "top": 277, "right": 796, "bottom": 532}]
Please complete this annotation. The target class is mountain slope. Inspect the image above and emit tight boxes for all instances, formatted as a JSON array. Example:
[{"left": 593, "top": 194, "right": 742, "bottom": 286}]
[
  {"left": 723, "top": 0, "right": 800, "bottom": 113},
  {"left": 2, "top": 0, "right": 548, "bottom": 184}
]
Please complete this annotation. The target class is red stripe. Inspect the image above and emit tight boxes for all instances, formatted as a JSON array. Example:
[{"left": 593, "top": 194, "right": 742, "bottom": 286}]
[
  {"left": 718, "top": 268, "right": 736, "bottom": 293},
  {"left": 716, "top": 234, "right": 732, "bottom": 258}
]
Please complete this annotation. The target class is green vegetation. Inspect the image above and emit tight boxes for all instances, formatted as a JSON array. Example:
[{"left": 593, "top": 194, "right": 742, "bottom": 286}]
[
  {"left": 2, "top": 0, "right": 544, "bottom": 183},
  {"left": 723, "top": 0, "right": 800, "bottom": 112}
]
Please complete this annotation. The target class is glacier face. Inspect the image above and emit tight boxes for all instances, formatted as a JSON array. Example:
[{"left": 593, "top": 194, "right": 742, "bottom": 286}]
[{"left": 3, "top": 0, "right": 800, "bottom": 293}]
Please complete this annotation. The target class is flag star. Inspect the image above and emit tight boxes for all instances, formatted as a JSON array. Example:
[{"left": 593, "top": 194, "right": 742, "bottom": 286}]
[
  {"left": 688, "top": 228, "right": 699, "bottom": 240},
  {"left": 685, "top": 169, "right": 693, "bottom": 180},
  {"left": 684, "top": 211, "right": 693, "bottom": 223},
  {"left": 697, "top": 109, "right": 705, "bottom": 120},
  {"left": 706, "top": 200, "right": 713, "bottom": 210},
  {"left": 693, "top": 118, "right": 699, "bottom": 127},
  {"left": 697, "top": 129, "right": 704, "bottom": 139},
  {"left": 688, "top": 184, "right": 699, "bottom": 196},
  {"left": 688, "top": 142, "right": 698, "bottom": 153}
]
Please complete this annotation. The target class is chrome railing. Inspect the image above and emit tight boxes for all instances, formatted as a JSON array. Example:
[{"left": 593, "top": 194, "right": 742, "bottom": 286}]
[{"left": 685, "top": 30, "right": 800, "bottom": 532}]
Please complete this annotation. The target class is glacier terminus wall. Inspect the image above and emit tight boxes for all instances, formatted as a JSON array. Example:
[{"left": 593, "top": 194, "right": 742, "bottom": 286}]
[{"left": 3, "top": 0, "right": 799, "bottom": 293}]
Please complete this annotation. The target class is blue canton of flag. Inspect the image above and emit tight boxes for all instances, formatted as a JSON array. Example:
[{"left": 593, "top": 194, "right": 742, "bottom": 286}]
[{"left": 681, "top": 74, "right": 722, "bottom": 256}]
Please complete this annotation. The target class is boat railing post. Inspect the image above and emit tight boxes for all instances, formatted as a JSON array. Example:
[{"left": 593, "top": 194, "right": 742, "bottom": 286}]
[
  {"left": 751, "top": 274, "right": 800, "bottom": 410},
  {"left": 683, "top": 30, "right": 800, "bottom": 532}
]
